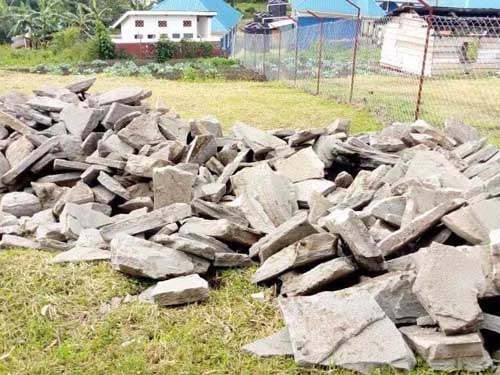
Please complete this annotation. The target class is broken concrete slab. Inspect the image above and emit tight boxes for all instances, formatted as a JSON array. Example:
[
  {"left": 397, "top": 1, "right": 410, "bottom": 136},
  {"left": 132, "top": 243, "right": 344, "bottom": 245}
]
[{"left": 151, "top": 274, "right": 209, "bottom": 306}]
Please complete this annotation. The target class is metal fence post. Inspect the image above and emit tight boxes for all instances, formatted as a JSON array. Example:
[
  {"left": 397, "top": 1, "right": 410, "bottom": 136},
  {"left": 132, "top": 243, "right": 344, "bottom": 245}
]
[
  {"left": 243, "top": 31, "right": 247, "bottom": 67},
  {"left": 253, "top": 31, "right": 257, "bottom": 71},
  {"left": 294, "top": 23, "right": 300, "bottom": 87},
  {"left": 263, "top": 33, "right": 267, "bottom": 77},
  {"left": 415, "top": 0, "right": 434, "bottom": 120},
  {"left": 277, "top": 28, "right": 282, "bottom": 81},
  {"left": 345, "top": 0, "right": 361, "bottom": 103},
  {"left": 307, "top": 11, "right": 324, "bottom": 96}
]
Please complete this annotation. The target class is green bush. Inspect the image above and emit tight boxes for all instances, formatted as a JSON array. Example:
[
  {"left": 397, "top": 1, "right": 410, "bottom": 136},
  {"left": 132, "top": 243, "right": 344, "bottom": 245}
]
[
  {"left": 156, "top": 37, "right": 177, "bottom": 62},
  {"left": 94, "top": 20, "right": 115, "bottom": 60},
  {"left": 179, "top": 40, "right": 214, "bottom": 59}
]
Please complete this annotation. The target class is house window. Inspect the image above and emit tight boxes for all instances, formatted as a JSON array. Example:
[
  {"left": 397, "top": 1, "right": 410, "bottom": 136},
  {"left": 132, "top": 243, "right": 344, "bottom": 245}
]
[
  {"left": 172, "top": 33, "right": 181, "bottom": 39},
  {"left": 183, "top": 20, "right": 192, "bottom": 27},
  {"left": 134, "top": 34, "right": 143, "bottom": 39},
  {"left": 183, "top": 33, "right": 194, "bottom": 39},
  {"left": 135, "top": 20, "right": 144, "bottom": 27},
  {"left": 160, "top": 33, "right": 169, "bottom": 39},
  {"left": 147, "top": 34, "right": 156, "bottom": 39},
  {"left": 158, "top": 20, "right": 167, "bottom": 27}
]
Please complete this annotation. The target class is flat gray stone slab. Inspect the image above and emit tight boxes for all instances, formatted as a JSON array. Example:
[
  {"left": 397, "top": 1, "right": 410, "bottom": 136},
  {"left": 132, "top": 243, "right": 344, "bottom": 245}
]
[
  {"left": 117, "top": 113, "right": 165, "bottom": 149},
  {"left": 101, "top": 203, "right": 192, "bottom": 241},
  {"left": 97, "top": 86, "right": 149, "bottom": 106},
  {"left": 110, "top": 234, "right": 196, "bottom": 280},
  {"left": 232, "top": 122, "right": 286, "bottom": 156},
  {"left": 50, "top": 247, "right": 111, "bottom": 264},
  {"left": 400, "top": 326, "right": 493, "bottom": 372},
  {"left": 278, "top": 290, "right": 416, "bottom": 371},
  {"left": 413, "top": 244, "right": 485, "bottom": 335},
  {"left": 185, "top": 134, "right": 217, "bottom": 165},
  {"left": 153, "top": 166, "right": 195, "bottom": 209},
  {"left": 151, "top": 274, "right": 209, "bottom": 306},
  {"left": 281, "top": 257, "right": 356, "bottom": 296},
  {"left": 325, "top": 208, "right": 386, "bottom": 273},
  {"left": 1, "top": 192, "right": 41, "bottom": 218},
  {"left": 252, "top": 233, "right": 337, "bottom": 284},
  {"left": 27, "top": 96, "right": 68, "bottom": 112},
  {"left": 97, "top": 172, "right": 130, "bottom": 200},
  {"left": 65, "top": 77, "right": 96, "bottom": 93},
  {"left": 60, "top": 104, "right": 103, "bottom": 140},
  {"left": 242, "top": 329, "right": 293, "bottom": 357},
  {"left": 275, "top": 147, "right": 325, "bottom": 183},
  {"left": 154, "top": 232, "right": 232, "bottom": 261},
  {"left": 249, "top": 211, "right": 317, "bottom": 262}
]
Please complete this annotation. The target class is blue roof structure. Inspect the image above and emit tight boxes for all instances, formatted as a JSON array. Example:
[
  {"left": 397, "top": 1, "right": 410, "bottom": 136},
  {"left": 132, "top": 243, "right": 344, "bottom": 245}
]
[
  {"left": 152, "top": 0, "right": 242, "bottom": 33},
  {"left": 423, "top": 0, "right": 500, "bottom": 9},
  {"left": 291, "top": 0, "right": 386, "bottom": 17}
]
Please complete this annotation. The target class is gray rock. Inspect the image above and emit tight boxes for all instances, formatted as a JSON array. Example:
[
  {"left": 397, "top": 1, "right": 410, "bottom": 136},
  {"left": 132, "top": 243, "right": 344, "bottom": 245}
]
[
  {"left": 24, "top": 209, "right": 56, "bottom": 234},
  {"left": 53, "top": 159, "right": 91, "bottom": 172},
  {"left": 288, "top": 128, "right": 325, "bottom": 147},
  {"left": 60, "top": 203, "right": 114, "bottom": 239},
  {"left": 118, "top": 197, "right": 153, "bottom": 213},
  {"left": 151, "top": 274, "right": 209, "bottom": 306},
  {"left": 325, "top": 208, "right": 386, "bottom": 273},
  {"left": 103, "top": 102, "right": 145, "bottom": 129},
  {"left": 100, "top": 203, "right": 192, "bottom": 241},
  {"left": 413, "top": 244, "right": 485, "bottom": 335},
  {"left": 154, "top": 232, "right": 232, "bottom": 260},
  {"left": 191, "top": 199, "right": 248, "bottom": 227},
  {"left": 97, "top": 86, "right": 149, "bottom": 106},
  {"left": 379, "top": 199, "right": 464, "bottom": 257},
  {"left": 242, "top": 329, "right": 293, "bottom": 357},
  {"left": 110, "top": 234, "right": 196, "bottom": 279},
  {"left": 252, "top": 233, "right": 337, "bottom": 284},
  {"left": 125, "top": 155, "right": 169, "bottom": 178},
  {"left": 334, "top": 171, "right": 354, "bottom": 188},
  {"left": 232, "top": 122, "right": 286, "bottom": 157},
  {"left": 97, "top": 172, "right": 130, "bottom": 200},
  {"left": 153, "top": 166, "right": 195, "bottom": 209},
  {"left": 60, "top": 104, "right": 103, "bottom": 140},
  {"left": 281, "top": 257, "right": 356, "bottom": 296},
  {"left": 444, "top": 118, "right": 481, "bottom": 144},
  {"left": 65, "top": 77, "right": 96, "bottom": 94},
  {"left": 190, "top": 116, "right": 223, "bottom": 138},
  {"left": 368, "top": 196, "right": 406, "bottom": 227},
  {"left": 213, "top": 252, "right": 253, "bottom": 267},
  {"left": 249, "top": 211, "right": 317, "bottom": 262},
  {"left": 6, "top": 136, "right": 34, "bottom": 168},
  {"left": 293, "top": 179, "right": 335, "bottom": 206},
  {"left": 180, "top": 217, "right": 261, "bottom": 247},
  {"left": 27, "top": 96, "right": 68, "bottom": 112},
  {"left": 275, "top": 147, "right": 325, "bottom": 183},
  {"left": 481, "top": 313, "right": 500, "bottom": 333},
  {"left": 400, "top": 326, "right": 492, "bottom": 372},
  {"left": 1, "top": 192, "right": 41, "bottom": 217},
  {"left": 0, "top": 234, "right": 45, "bottom": 250},
  {"left": 50, "top": 247, "right": 110, "bottom": 264},
  {"left": 278, "top": 290, "right": 416, "bottom": 371},
  {"left": 117, "top": 113, "right": 165, "bottom": 149},
  {"left": 185, "top": 135, "right": 217, "bottom": 165}
]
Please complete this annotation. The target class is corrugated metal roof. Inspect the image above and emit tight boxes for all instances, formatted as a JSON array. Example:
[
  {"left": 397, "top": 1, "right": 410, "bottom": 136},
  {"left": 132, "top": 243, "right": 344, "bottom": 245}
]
[
  {"left": 152, "top": 0, "right": 242, "bottom": 33},
  {"left": 291, "top": 0, "right": 386, "bottom": 17}
]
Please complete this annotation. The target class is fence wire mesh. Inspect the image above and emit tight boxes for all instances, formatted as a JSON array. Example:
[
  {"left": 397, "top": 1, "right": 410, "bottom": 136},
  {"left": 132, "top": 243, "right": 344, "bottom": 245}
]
[{"left": 233, "top": 14, "right": 500, "bottom": 130}]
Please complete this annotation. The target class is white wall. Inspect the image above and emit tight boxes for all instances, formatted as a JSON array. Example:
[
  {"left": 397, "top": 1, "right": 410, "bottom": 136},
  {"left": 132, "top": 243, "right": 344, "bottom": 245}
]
[{"left": 119, "top": 14, "right": 206, "bottom": 43}]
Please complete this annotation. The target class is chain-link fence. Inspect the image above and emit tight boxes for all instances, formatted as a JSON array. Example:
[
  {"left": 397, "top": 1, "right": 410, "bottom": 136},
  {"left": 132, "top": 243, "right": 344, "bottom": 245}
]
[{"left": 233, "top": 14, "right": 500, "bottom": 129}]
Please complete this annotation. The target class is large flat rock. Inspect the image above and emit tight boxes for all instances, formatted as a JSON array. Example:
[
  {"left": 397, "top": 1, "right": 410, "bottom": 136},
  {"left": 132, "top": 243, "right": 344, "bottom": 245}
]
[{"left": 151, "top": 274, "right": 209, "bottom": 306}]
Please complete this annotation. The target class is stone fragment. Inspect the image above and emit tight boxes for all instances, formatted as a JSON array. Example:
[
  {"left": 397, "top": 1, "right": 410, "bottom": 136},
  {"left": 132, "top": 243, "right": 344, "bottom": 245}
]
[
  {"left": 6, "top": 136, "right": 34, "bottom": 168},
  {"left": 154, "top": 232, "right": 232, "bottom": 260},
  {"left": 400, "top": 326, "right": 492, "bottom": 372},
  {"left": 252, "top": 233, "right": 337, "bottom": 284},
  {"left": 278, "top": 290, "right": 416, "bottom": 371},
  {"left": 151, "top": 274, "right": 209, "bottom": 306},
  {"left": 0, "top": 234, "right": 45, "bottom": 250},
  {"left": 118, "top": 197, "right": 153, "bottom": 213},
  {"left": 368, "top": 196, "right": 406, "bottom": 227},
  {"left": 232, "top": 163, "right": 297, "bottom": 229},
  {"left": 288, "top": 128, "right": 325, "bottom": 147},
  {"left": 281, "top": 257, "right": 356, "bottom": 296},
  {"left": 249, "top": 211, "right": 317, "bottom": 261},
  {"left": 97, "top": 172, "right": 130, "bottom": 200},
  {"left": 59, "top": 104, "right": 103, "bottom": 140},
  {"left": 379, "top": 199, "right": 464, "bottom": 257},
  {"left": 27, "top": 96, "right": 67, "bottom": 112},
  {"left": 180, "top": 217, "right": 261, "bottom": 247},
  {"left": 232, "top": 122, "right": 286, "bottom": 156},
  {"left": 1, "top": 192, "right": 41, "bottom": 217},
  {"left": 103, "top": 102, "right": 145, "bottom": 128},
  {"left": 293, "top": 179, "right": 335, "bottom": 206},
  {"left": 413, "top": 244, "right": 485, "bottom": 335},
  {"left": 125, "top": 155, "right": 169, "bottom": 178},
  {"left": 65, "top": 77, "right": 96, "bottom": 94},
  {"left": 275, "top": 147, "right": 325, "bottom": 183},
  {"left": 185, "top": 134, "right": 217, "bottom": 165},
  {"left": 50, "top": 247, "right": 110, "bottom": 264},
  {"left": 444, "top": 118, "right": 481, "bottom": 144},
  {"left": 60, "top": 203, "right": 114, "bottom": 239},
  {"left": 334, "top": 171, "right": 353, "bottom": 188},
  {"left": 308, "top": 191, "right": 334, "bottom": 224},
  {"left": 325, "top": 208, "right": 386, "bottom": 273},
  {"left": 97, "top": 86, "right": 148, "bottom": 106},
  {"left": 110, "top": 234, "right": 196, "bottom": 279},
  {"left": 191, "top": 199, "right": 248, "bottom": 227},
  {"left": 481, "top": 313, "right": 500, "bottom": 334},
  {"left": 117, "top": 113, "right": 165, "bottom": 149},
  {"left": 100, "top": 203, "right": 191, "bottom": 241},
  {"left": 242, "top": 329, "right": 293, "bottom": 357},
  {"left": 153, "top": 166, "right": 195, "bottom": 209},
  {"left": 213, "top": 252, "right": 253, "bottom": 267}
]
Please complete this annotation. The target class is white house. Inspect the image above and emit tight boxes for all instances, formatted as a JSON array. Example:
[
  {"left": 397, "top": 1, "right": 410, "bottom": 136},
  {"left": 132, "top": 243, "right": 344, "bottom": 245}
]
[
  {"left": 112, "top": 11, "right": 220, "bottom": 44},
  {"left": 111, "top": 0, "right": 242, "bottom": 56}
]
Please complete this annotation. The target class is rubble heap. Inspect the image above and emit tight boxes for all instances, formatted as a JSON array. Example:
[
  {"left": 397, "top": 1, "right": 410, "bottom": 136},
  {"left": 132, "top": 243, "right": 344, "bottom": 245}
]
[{"left": 0, "top": 78, "right": 499, "bottom": 373}]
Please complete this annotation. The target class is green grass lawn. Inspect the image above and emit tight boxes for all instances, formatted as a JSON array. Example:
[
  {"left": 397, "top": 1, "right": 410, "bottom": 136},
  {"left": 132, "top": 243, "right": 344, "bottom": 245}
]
[{"left": 0, "top": 71, "right": 383, "bottom": 374}]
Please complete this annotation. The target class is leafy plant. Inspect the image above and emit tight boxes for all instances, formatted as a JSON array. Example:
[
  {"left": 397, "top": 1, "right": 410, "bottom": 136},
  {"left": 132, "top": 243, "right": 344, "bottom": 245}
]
[
  {"left": 94, "top": 19, "right": 115, "bottom": 59},
  {"left": 156, "top": 37, "right": 177, "bottom": 62}
]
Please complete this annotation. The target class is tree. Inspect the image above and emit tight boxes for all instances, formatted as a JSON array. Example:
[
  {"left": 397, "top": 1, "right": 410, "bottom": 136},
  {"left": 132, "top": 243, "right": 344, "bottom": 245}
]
[{"left": 94, "top": 19, "right": 115, "bottom": 59}]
